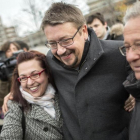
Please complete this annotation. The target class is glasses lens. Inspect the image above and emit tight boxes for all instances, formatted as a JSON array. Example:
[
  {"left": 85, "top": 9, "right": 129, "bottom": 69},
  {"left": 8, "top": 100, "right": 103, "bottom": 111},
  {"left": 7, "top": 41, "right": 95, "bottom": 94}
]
[
  {"left": 47, "top": 43, "right": 57, "bottom": 50},
  {"left": 61, "top": 38, "right": 73, "bottom": 47},
  {"left": 31, "top": 73, "right": 39, "bottom": 79},
  {"left": 19, "top": 77, "right": 27, "bottom": 82}
]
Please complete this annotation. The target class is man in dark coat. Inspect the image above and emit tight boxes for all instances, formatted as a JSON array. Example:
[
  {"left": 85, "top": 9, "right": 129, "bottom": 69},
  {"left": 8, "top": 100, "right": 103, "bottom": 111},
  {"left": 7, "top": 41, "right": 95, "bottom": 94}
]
[
  {"left": 119, "top": 2, "right": 140, "bottom": 140},
  {"left": 40, "top": 2, "right": 131, "bottom": 140}
]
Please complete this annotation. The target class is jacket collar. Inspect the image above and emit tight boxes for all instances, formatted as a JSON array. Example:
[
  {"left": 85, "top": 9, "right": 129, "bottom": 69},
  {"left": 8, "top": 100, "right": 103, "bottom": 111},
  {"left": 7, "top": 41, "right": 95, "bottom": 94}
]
[
  {"left": 123, "top": 71, "right": 140, "bottom": 98},
  {"left": 26, "top": 95, "right": 61, "bottom": 125},
  {"left": 83, "top": 28, "right": 104, "bottom": 69},
  {"left": 76, "top": 28, "right": 104, "bottom": 81}
]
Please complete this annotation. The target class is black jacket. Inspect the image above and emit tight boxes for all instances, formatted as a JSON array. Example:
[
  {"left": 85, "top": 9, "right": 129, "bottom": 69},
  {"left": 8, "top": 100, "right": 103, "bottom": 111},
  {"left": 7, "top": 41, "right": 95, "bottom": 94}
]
[{"left": 47, "top": 28, "right": 131, "bottom": 140}]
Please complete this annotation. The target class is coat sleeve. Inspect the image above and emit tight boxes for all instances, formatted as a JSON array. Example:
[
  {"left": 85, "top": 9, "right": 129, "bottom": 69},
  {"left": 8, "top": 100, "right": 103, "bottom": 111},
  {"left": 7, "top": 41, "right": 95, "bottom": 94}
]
[{"left": 0, "top": 101, "right": 23, "bottom": 140}]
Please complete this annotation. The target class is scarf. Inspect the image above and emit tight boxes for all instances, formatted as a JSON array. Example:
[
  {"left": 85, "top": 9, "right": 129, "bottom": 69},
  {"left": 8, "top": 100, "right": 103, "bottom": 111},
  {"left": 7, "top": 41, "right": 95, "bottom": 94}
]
[{"left": 20, "top": 83, "right": 56, "bottom": 118}]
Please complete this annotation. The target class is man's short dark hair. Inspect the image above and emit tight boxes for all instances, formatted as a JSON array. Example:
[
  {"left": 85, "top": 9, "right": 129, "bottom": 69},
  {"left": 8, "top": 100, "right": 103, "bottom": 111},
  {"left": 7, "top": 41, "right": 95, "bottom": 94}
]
[
  {"left": 41, "top": 2, "right": 86, "bottom": 30},
  {"left": 15, "top": 40, "right": 29, "bottom": 51},
  {"left": 87, "top": 13, "right": 105, "bottom": 25}
]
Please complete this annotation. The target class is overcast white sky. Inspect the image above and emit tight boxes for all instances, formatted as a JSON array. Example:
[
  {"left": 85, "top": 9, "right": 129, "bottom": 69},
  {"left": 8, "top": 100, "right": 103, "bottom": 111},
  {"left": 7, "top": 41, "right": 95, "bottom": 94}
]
[
  {"left": 0, "top": 0, "right": 23, "bottom": 26},
  {"left": 0, "top": 0, "right": 89, "bottom": 36}
]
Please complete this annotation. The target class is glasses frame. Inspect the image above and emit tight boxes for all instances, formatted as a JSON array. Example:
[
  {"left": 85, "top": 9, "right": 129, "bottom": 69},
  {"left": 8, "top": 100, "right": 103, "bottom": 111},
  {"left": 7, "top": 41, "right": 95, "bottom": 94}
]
[
  {"left": 17, "top": 69, "right": 45, "bottom": 83},
  {"left": 45, "top": 25, "right": 82, "bottom": 50},
  {"left": 119, "top": 46, "right": 126, "bottom": 56}
]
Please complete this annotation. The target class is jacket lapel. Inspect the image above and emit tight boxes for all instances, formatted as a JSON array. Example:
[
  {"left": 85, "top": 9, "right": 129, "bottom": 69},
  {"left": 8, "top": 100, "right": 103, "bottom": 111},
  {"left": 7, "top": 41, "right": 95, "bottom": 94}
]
[
  {"left": 27, "top": 96, "right": 61, "bottom": 126},
  {"left": 77, "top": 28, "right": 104, "bottom": 82}
]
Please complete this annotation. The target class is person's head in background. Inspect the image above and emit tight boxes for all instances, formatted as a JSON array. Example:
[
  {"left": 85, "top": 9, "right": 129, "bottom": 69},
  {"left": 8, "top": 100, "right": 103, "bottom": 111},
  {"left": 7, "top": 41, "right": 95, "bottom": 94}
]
[
  {"left": 41, "top": 2, "right": 88, "bottom": 68},
  {"left": 87, "top": 13, "right": 107, "bottom": 39},
  {"left": 1, "top": 41, "right": 20, "bottom": 58},
  {"left": 15, "top": 40, "right": 29, "bottom": 52},
  {"left": 11, "top": 50, "right": 55, "bottom": 109},
  {"left": 110, "top": 23, "right": 124, "bottom": 40},
  {"left": 120, "top": 1, "right": 140, "bottom": 80}
]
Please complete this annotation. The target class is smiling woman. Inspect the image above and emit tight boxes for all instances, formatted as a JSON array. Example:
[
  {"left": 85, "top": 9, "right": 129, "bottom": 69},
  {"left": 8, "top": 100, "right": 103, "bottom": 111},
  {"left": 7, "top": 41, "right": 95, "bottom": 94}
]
[{"left": 0, "top": 50, "right": 63, "bottom": 140}]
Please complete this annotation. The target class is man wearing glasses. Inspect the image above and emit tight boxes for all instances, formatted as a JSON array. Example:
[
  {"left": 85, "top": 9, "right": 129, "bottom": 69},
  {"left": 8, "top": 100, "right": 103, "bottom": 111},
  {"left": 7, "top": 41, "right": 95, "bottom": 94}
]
[
  {"left": 40, "top": 2, "right": 132, "bottom": 140},
  {"left": 119, "top": 2, "right": 140, "bottom": 140},
  {"left": 3, "top": 2, "right": 132, "bottom": 140}
]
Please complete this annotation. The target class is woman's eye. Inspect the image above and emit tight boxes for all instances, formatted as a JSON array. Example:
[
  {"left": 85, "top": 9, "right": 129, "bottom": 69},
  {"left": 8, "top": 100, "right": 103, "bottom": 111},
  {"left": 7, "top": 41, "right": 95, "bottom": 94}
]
[
  {"left": 20, "top": 77, "right": 27, "bottom": 81},
  {"left": 31, "top": 73, "right": 39, "bottom": 78}
]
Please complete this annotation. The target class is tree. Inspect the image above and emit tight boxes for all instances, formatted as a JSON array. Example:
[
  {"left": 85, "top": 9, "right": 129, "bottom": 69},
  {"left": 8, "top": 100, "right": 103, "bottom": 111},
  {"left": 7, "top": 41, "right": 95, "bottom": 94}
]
[
  {"left": 115, "top": 0, "right": 129, "bottom": 23},
  {"left": 13, "top": 0, "right": 50, "bottom": 36},
  {"left": 13, "top": 0, "right": 89, "bottom": 36}
]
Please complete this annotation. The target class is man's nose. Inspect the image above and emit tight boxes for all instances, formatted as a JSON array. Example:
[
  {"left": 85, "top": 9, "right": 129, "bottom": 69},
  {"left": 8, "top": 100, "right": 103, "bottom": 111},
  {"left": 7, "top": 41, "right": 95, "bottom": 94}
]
[
  {"left": 126, "top": 48, "right": 140, "bottom": 62},
  {"left": 56, "top": 44, "right": 66, "bottom": 56}
]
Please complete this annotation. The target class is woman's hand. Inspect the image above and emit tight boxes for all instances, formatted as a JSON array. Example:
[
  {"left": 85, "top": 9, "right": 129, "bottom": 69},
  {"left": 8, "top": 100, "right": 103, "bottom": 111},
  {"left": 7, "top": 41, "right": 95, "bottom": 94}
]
[{"left": 2, "top": 93, "right": 13, "bottom": 114}]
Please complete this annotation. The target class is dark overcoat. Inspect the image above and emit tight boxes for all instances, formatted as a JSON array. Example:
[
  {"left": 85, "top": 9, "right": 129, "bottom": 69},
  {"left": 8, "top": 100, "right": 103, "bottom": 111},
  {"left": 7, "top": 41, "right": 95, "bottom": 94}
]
[{"left": 47, "top": 28, "right": 131, "bottom": 140}]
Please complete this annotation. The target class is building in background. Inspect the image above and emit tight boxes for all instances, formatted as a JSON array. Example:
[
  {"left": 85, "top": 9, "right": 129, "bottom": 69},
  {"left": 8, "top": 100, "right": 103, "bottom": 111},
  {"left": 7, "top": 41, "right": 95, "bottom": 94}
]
[
  {"left": 0, "top": 16, "right": 46, "bottom": 50},
  {"left": 0, "top": 0, "right": 139, "bottom": 50},
  {"left": 18, "top": 30, "right": 47, "bottom": 49},
  {"left": 0, "top": 17, "right": 18, "bottom": 47},
  {"left": 85, "top": 0, "right": 137, "bottom": 26}
]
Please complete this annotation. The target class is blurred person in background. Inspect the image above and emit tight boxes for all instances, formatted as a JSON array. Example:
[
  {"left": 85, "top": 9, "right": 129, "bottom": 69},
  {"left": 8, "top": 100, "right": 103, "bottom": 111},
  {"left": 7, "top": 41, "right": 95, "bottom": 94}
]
[
  {"left": 0, "top": 50, "right": 63, "bottom": 140},
  {"left": 0, "top": 41, "right": 21, "bottom": 119},
  {"left": 87, "top": 13, "right": 124, "bottom": 41},
  {"left": 119, "top": 2, "right": 140, "bottom": 140},
  {"left": 15, "top": 40, "right": 29, "bottom": 52},
  {"left": 110, "top": 23, "right": 124, "bottom": 40},
  {"left": 1, "top": 41, "right": 20, "bottom": 58}
]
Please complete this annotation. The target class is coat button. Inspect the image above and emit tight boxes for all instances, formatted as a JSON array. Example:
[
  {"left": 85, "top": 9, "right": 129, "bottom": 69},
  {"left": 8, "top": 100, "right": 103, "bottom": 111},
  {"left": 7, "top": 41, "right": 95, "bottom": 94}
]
[{"left": 43, "top": 127, "right": 48, "bottom": 132}]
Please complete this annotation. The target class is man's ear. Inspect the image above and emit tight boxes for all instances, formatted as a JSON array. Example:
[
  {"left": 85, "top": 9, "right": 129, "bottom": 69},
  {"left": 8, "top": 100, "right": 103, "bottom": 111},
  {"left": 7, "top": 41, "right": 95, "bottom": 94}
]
[
  {"left": 82, "top": 24, "right": 88, "bottom": 40},
  {"left": 104, "top": 22, "right": 107, "bottom": 28}
]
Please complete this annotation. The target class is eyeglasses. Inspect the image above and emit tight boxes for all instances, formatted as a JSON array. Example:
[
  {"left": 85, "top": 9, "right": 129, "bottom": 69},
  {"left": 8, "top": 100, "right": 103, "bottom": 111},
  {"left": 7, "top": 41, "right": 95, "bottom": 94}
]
[
  {"left": 119, "top": 42, "right": 140, "bottom": 56},
  {"left": 17, "top": 69, "right": 45, "bottom": 83},
  {"left": 45, "top": 26, "right": 82, "bottom": 50}
]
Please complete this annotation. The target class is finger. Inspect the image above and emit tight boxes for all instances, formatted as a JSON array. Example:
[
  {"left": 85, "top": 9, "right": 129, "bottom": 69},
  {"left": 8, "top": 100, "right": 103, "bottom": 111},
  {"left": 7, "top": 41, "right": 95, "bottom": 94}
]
[
  {"left": 2, "top": 105, "right": 6, "bottom": 114},
  {"left": 2, "top": 104, "right": 7, "bottom": 115},
  {"left": 9, "top": 95, "right": 13, "bottom": 100},
  {"left": 125, "top": 99, "right": 135, "bottom": 108},
  {"left": 124, "top": 102, "right": 133, "bottom": 109},
  {"left": 127, "top": 99, "right": 135, "bottom": 108},
  {"left": 125, "top": 97, "right": 134, "bottom": 105},
  {"left": 128, "top": 107, "right": 134, "bottom": 112},
  {"left": 128, "top": 104, "right": 135, "bottom": 112},
  {"left": 124, "top": 102, "right": 135, "bottom": 109},
  {"left": 2, "top": 93, "right": 11, "bottom": 114},
  {"left": 125, "top": 103, "right": 135, "bottom": 111},
  {"left": 125, "top": 95, "right": 135, "bottom": 105}
]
